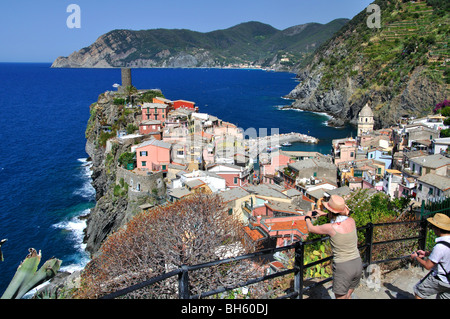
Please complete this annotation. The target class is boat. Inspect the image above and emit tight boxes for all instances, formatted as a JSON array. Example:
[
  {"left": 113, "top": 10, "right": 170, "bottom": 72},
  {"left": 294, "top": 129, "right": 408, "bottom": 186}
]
[{"left": 282, "top": 142, "right": 292, "bottom": 147}]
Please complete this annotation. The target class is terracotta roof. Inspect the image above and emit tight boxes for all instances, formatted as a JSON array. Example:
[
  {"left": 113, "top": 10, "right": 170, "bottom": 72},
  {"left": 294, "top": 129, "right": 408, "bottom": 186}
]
[{"left": 243, "top": 226, "right": 265, "bottom": 241}]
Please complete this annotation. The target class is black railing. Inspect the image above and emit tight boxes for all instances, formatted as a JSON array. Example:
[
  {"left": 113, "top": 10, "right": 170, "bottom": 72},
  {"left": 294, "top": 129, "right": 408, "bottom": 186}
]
[{"left": 101, "top": 219, "right": 428, "bottom": 299}]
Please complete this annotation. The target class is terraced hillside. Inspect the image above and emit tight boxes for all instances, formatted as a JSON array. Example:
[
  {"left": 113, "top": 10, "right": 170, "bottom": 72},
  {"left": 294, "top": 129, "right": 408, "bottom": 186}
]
[{"left": 287, "top": 0, "right": 449, "bottom": 128}]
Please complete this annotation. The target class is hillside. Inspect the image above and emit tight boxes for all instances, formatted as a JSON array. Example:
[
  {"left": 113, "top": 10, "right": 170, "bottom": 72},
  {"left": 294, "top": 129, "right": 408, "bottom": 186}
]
[
  {"left": 51, "top": 20, "right": 348, "bottom": 71},
  {"left": 286, "top": 0, "right": 449, "bottom": 128}
]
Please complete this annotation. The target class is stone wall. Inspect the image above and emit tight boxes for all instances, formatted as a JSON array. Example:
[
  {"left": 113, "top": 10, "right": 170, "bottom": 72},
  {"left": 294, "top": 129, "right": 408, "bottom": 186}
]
[{"left": 116, "top": 166, "right": 166, "bottom": 198}]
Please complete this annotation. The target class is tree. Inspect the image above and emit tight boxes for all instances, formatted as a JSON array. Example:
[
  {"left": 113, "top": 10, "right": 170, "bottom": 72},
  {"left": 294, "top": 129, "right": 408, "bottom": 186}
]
[
  {"left": 123, "top": 85, "right": 138, "bottom": 104},
  {"left": 118, "top": 151, "right": 135, "bottom": 168},
  {"left": 75, "top": 194, "right": 258, "bottom": 299}
]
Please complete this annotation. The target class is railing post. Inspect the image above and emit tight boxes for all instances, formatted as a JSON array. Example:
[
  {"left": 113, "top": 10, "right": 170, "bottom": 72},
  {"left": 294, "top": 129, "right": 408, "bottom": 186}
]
[
  {"left": 294, "top": 241, "right": 304, "bottom": 299},
  {"left": 178, "top": 265, "right": 190, "bottom": 299},
  {"left": 365, "top": 223, "right": 374, "bottom": 266},
  {"left": 418, "top": 218, "right": 428, "bottom": 252}
]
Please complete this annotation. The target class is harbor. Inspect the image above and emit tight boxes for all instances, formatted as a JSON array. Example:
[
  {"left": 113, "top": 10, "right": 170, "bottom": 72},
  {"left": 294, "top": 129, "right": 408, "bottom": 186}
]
[{"left": 245, "top": 132, "right": 318, "bottom": 156}]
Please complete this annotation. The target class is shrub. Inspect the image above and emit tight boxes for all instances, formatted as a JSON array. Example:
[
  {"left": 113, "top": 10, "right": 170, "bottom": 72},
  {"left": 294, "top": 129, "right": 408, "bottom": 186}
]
[
  {"left": 74, "top": 194, "right": 256, "bottom": 299},
  {"left": 118, "top": 152, "right": 135, "bottom": 167}
]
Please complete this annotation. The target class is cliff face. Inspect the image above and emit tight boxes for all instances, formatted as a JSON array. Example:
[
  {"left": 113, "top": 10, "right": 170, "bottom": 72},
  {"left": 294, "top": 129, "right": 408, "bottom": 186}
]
[
  {"left": 286, "top": 0, "right": 449, "bottom": 128},
  {"left": 83, "top": 91, "right": 165, "bottom": 256},
  {"left": 51, "top": 20, "right": 349, "bottom": 71}
]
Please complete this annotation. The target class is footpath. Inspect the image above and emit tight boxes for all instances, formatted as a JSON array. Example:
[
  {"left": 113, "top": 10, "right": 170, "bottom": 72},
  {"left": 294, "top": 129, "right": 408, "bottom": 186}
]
[{"left": 306, "top": 265, "right": 431, "bottom": 299}]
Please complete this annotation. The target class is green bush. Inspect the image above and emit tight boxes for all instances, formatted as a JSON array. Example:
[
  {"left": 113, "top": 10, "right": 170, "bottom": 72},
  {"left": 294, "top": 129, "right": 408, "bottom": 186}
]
[
  {"left": 113, "top": 98, "right": 126, "bottom": 105},
  {"left": 118, "top": 152, "right": 135, "bottom": 167}
]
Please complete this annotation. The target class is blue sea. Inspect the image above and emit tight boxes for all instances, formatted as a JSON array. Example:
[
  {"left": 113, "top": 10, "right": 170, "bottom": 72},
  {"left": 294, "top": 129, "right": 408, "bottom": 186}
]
[{"left": 0, "top": 63, "right": 355, "bottom": 294}]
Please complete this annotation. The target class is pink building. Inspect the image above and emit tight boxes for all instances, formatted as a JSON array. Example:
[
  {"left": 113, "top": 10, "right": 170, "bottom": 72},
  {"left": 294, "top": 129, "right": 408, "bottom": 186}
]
[
  {"left": 207, "top": 163, "right": 249, "bottom": 189},
  {"left": 260, "top": 151, "right": 293, "bottom": 177},
  {"left": 332, "top": 137, "right": 358, "bottom": 165},
  {"left": 133, "top": 139, "right": 172, "bottom": 172}
]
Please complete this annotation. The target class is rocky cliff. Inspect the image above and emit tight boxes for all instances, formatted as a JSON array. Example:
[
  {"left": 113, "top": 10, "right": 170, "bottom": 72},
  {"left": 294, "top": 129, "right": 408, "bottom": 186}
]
[
  {"left": 51, "top": 20, "right": 348, "bottom": 71},
  {"left": 83, "top": 90, "right": 166, "bottom": 256},
  {"left": 285, "top": 0, "right": 449, "bottom": 128}
]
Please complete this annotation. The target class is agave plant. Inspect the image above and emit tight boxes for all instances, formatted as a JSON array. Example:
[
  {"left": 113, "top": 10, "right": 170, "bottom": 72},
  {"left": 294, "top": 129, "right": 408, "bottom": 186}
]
[{"left": 1, "top": 248, "right": 61, "bottom": 299}]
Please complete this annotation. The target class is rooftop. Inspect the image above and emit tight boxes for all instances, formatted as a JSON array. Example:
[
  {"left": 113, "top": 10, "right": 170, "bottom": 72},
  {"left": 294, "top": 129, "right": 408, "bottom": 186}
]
[
  {"left": 219, "top": 187, "right": 250, "bottom": 203},
  {"left": 410, "top": 154, "right": 450, "bottom": 168},
  {"left": 135, "top": 138, "right": 172, "bottom": 150},
  {"left": 244, "top": 184, "right": 289, "bottom": 200},
  {"left": 418, "top": 173, "right": 450, "bottom": 191}
]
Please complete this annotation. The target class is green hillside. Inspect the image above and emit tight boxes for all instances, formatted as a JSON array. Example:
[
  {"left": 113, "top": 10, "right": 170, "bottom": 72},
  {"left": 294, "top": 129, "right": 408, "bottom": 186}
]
[
  {"left": 52, "top": 19, "right": 349, "bottom": 70},
  {"left": 288, "top": 0, "right": 449, "bottom": 127}
]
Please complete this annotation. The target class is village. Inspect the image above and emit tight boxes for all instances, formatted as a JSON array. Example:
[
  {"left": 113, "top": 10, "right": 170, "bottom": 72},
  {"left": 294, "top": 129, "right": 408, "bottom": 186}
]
[{"left": 105, "top": 69, "right": 450, "bottom": 256}]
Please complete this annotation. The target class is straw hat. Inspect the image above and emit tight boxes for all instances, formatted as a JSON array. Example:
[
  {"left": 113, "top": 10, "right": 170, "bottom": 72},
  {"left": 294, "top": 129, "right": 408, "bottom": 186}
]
[
  {"left": 427, "top": 213, "right": 450, "bottom": 231},
  {"left": 323, "top": 195, "right": 350, "bottom": 216}
]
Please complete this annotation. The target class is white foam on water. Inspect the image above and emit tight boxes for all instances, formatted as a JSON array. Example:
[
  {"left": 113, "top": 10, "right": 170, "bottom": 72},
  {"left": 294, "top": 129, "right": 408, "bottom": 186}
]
[{"left": 73, "top": 158, "right": 95, "bottom": 200}]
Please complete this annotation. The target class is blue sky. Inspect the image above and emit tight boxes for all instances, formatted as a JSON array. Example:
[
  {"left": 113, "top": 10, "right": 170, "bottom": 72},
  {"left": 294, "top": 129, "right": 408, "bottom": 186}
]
[{"left": 0, "top": 0, "right": 374, "bottom": 62}]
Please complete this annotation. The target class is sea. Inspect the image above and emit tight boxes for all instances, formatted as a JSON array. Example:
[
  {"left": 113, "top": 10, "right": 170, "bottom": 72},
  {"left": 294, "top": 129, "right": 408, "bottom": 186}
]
[{"left": 0, "top": 63, "right": 356, "bottom": 294}]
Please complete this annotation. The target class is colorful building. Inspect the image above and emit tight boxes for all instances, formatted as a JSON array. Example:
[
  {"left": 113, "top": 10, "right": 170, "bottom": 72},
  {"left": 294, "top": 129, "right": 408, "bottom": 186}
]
[
  {"left": 173, "top": 100, "right": 196, "bottom": 111},
  {"left": 207, "top": 163, "right": 250, "bottom": 189},
  {"left": 133, "top": 139, "right": 172, "bottom": 172},
  {"left": 139, "top": 120, "right": 162, "bottom": 139},
  {"left": 141, "top": 103, "right": 168, "bottom": 125}
]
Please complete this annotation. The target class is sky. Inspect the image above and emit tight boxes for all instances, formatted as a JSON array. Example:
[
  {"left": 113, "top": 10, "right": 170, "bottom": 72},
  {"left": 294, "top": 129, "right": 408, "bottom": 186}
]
[{"left": 0, "top": 0, "right": 374, "bottom": 62}]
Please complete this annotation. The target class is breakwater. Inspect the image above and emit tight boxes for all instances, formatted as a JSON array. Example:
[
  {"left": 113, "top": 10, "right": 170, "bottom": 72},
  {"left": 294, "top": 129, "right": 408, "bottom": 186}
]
[{"left": 246, "top": 132, "right": 319, "bottom": 156}]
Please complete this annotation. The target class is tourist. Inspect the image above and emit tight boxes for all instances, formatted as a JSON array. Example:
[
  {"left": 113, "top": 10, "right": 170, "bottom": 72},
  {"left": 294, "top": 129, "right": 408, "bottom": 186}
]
[
  {"left": 305, "top": 195, "right": 363, "bottom": 299},
  {"left": 411, "top": 213, "right": 450, "bottom": 299}
]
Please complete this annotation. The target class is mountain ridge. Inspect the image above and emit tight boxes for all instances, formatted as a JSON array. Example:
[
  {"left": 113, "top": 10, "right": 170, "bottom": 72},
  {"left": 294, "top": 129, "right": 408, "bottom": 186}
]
[{"left": 51, "top": 19, "right": 349, "bottom": 70}]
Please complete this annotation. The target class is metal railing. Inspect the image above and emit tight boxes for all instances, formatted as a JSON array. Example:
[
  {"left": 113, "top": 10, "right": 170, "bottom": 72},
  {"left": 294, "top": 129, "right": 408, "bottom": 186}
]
[{"left": 101, "top": 219, "right": 428, "bottom": 299}]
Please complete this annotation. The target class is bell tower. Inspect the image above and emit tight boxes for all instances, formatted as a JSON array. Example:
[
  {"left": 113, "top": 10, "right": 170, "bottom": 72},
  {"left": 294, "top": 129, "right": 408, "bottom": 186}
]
[{"left": 357, "top": 103, "right": 374, "bottom": 136}]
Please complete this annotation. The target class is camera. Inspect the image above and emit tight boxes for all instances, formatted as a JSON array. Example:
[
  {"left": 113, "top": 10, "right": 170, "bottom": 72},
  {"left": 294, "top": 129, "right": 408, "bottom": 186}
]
[{"left": 312, "top": 210, "right": 319, "bottom": 217}]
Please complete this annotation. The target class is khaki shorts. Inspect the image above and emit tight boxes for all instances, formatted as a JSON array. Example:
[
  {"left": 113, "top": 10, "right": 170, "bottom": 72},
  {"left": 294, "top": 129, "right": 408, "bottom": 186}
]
[
  {"left": 332, "top": 257, "right": 363, "bottom": 296},
  {"left": 414, "top": 273, "right": 450, "bottom": 299}
]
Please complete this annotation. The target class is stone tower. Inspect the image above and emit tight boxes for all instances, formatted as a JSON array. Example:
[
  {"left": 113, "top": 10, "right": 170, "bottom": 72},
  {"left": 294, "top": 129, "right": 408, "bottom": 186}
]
[
  {"left": 121, "top": 68, "right": 132, "bottom": 88},
  {"left": 357, "top": 103, "right": 374, "bottom": 136}
]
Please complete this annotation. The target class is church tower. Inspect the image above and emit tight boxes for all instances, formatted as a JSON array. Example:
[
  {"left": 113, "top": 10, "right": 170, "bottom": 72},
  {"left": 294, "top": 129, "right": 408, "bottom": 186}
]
[{"left": 357, "top": 103, "right": 374, "bottom": 136}]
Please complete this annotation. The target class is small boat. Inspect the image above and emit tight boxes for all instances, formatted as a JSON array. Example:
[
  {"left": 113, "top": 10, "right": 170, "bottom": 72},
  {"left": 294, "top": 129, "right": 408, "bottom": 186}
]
[{"left": 282, "top": 142, "right": 292, "bottom": 147}]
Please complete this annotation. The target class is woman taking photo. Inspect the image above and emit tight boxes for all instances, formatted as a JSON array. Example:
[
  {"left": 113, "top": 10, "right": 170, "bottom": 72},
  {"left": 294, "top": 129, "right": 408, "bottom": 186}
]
[{"left": 305, "top": 195, "right": 363, "bottom": 299}]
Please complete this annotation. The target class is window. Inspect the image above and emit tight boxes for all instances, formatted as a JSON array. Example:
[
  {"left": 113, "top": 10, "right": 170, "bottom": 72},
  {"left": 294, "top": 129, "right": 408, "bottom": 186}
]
[
  {"left": 142, "top": 161, "right": 147, "bottom": 167},
  {"left": 140, "top": 151, "right": 148, "bottom": 156},
  {"left": 233, "top": 177, "right": 238, "bottom": 184},
  {"left": 428, "top": 188, "right": 433, "bottom": 195}
]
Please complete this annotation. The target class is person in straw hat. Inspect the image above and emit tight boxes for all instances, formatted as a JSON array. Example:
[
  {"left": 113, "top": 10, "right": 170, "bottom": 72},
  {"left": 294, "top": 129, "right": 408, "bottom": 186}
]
[
  {"left": 305, "top": 195, "right": 362, "bottom": 299},
  {"left": 411, "top": 213, "right": 450, "bottom": 299}
]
